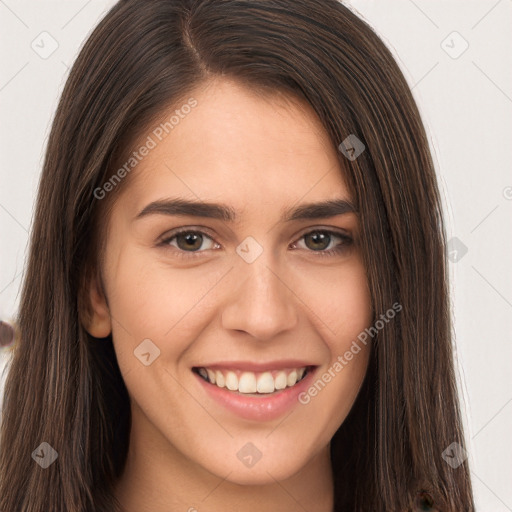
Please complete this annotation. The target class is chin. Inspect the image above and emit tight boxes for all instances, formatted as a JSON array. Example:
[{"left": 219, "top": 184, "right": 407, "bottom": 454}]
[
  {"left": 197, "top": 448, "right": 310, "bottom": 486},
  {"left": 220, "top": 464, "right": 301, "bottom": 486}
]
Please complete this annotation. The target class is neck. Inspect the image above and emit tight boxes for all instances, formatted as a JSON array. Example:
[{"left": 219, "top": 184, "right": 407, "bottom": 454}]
[{"left": 113, "top": 411, "right": 334, "bottom": 512}]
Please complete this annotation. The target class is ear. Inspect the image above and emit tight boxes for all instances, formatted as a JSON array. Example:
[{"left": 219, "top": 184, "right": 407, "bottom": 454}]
[{"left": 82, "top": 273, "right": 112, "bottom": 338}]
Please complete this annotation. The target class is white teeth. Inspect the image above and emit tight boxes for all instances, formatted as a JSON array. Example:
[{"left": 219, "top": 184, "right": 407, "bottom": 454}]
[
  {"left": 274, "top": 371, "right": 287, "bottom": 390},
  {"left": 199, "top": 366, "right": 308, "bottom": 394},
  {"left": 225, "top": 371, "right": 238, "bottom": 391},
  {"left": 206, "top": 369, "right": 216, "bottom": 384},
  {"left": 287, "top": 370, "right": 298, "bottom": 387},
  {"left": 215, "top": 370, "right": 225, "bottom": 388},
  {"left": 256, "top": 372, "right": 275, "bottom": 393},
  {"left": 238, "top": 372, "right": 257, "bottom": 393}
]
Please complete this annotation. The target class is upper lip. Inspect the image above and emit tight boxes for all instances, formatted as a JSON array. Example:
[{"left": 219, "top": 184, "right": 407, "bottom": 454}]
[{"left": 193, "top": 360, "right": 317, "bottom": 372}]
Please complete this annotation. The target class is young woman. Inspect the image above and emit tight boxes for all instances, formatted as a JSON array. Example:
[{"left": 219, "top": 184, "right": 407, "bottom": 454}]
[{"left": 0, "top": 0, "right": 475, "bottom": 510}]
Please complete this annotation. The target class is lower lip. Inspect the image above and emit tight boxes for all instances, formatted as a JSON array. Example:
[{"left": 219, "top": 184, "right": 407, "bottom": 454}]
[{"left": 193, "top": 368, "right": 316, "bottom": 422}]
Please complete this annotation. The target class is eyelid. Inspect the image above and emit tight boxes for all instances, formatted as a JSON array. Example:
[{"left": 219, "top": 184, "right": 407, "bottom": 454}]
[
  {"left": 294, "top": 225, "right": 352, "bottom": 240},
  {"left": 158, "top": 225, "right": 353, "bottom": 258},
  {"left": 158, "top": 226, "right": 219, "bottom": 256},
  {"left": 159, "top": 225, "right": 351, "bottom": 242},
  {"left": 290, "top": 227, "right": 353, "bottom": 256},
  {"left": 158, "top": 225, "right": 217, "bottom": 243}
]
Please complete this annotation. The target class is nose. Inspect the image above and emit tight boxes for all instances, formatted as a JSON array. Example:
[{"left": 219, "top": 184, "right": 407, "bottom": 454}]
[{"left": 221, "top": 257, "right": 299, "bottom": 341}]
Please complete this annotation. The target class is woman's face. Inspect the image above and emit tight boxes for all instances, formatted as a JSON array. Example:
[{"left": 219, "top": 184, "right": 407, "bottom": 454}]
[{"left": 87, "top": 78, "right": 373, "bottom": 485}]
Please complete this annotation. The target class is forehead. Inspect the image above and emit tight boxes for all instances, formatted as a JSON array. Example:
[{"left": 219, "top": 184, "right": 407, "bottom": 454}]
[{"left": 116, "top": 78, "right": 353, "bottom": 216}]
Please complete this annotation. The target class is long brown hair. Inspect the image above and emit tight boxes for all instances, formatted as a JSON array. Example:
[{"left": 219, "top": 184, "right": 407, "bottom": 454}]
[{"left": 0, "top": 1, "right": 474, "bottom": 510}]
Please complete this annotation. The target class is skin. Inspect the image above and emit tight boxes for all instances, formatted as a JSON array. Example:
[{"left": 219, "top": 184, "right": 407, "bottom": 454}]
[{"left": 85, "top": 78, "right": 373, "bottom": 512}]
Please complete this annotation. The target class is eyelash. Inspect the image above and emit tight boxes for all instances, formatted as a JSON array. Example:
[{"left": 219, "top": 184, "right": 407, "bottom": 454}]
[{"left": 159, "top": 227, "right": 353, "bottom": 259}]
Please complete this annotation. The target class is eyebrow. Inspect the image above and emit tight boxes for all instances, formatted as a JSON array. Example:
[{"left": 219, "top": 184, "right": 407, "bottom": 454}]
[{"left": 135, "top": 197, "right": 357, "bottom": 222}]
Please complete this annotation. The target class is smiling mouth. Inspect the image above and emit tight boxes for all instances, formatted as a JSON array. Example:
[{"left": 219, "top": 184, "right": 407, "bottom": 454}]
[{"left": 192, "top": 366, "right": 312, "bottom": 395}]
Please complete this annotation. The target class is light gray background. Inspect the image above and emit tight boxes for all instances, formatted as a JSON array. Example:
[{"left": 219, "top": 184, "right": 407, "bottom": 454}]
[{"left": 1, "top": 1, "right": 511, "bottom": 509}]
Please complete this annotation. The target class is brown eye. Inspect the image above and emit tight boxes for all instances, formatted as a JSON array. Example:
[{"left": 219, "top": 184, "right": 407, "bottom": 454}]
[
  {"left": 175, "top": 232, "right": 204, "bottom": 251},
  {"left": 161, "top": 229, "right": 218, "bottom": 255},
  {"left": 303, "top": 231, "right": 332, "bottom": 251},
  {"left": 292, "top": 229, "right": 353, "bottom": 257}
]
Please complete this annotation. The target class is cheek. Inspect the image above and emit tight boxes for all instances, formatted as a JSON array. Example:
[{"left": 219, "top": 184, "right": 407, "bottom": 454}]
[
  {"left": 332, "top": 267, "right": 373, "bottom": 348},
  {"left": 101, "top": 255, "right": 209, "bottom": 390},
  {"left": 325, "top": 262, "right": 373, "bottom": 375},
  {"left": 106, "top": 245, "right": 372, "bottom": 381},
  {"left": 100, "top": 241, "right": 374, "bottom": 481},
  {"left": 105, "top": 246, "right": 230, "bottom": 340},
  {"left": 293, "top": 260, "right": 372, "bottom": 429},
  {"left": 293, "top": 257, "right": 372, "bottom": 342},
  {"left": 102, "top": 248, "right": 228, "bottom": 433}
]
